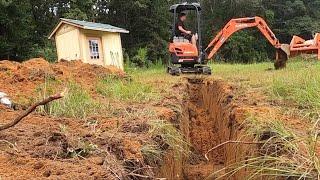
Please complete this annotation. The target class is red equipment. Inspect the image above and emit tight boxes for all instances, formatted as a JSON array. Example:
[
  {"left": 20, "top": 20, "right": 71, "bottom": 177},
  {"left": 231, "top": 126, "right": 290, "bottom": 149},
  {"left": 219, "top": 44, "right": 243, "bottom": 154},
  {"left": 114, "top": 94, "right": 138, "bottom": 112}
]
[
  {"left": 205, "top": 16, "right": 290, "bottom": 67},
  {"left": 168, "top": 3, "right": 289, "bottom": 75},
  {"left": 290, "top": 33, "right": 320, "bottom": 59}
]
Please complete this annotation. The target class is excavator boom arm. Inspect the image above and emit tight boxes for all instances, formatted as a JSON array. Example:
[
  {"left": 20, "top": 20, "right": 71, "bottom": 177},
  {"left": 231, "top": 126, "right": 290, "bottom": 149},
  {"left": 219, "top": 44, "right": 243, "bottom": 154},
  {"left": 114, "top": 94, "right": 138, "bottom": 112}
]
[{"left": 205, "top": 17, "right": 283, "bottom": 60}]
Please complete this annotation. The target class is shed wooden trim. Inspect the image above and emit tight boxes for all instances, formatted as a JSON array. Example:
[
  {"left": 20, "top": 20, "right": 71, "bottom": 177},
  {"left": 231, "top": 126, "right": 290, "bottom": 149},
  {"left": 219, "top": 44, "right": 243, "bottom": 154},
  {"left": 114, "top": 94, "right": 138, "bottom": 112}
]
[
  {"left": 49, "top": 18, "right": 129, "bottom": 39},
  {"left": 49, "top": 21, "right": 82, "bottom": 39}
]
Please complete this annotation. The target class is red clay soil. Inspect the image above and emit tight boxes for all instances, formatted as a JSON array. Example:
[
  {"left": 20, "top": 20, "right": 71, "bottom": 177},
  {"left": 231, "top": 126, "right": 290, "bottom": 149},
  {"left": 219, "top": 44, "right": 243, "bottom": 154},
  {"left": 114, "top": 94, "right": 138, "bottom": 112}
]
[
  {"left": 0, "top": 58, "right": 125, "bottom": 103},
  {"left": 181, "top": 78, "right": 240, "bottom": 179},
  {"left": 0, "top": 58, "right": 178, "bottom": 179},
  {"left": 1, "top": 106, "right": 116, "bottom": 179},
  {"left": 1, "top": 59, "right": 314, "bottom": 179},
  {"left": 158, "top": 77, "right": 314, "bottom": 180}
]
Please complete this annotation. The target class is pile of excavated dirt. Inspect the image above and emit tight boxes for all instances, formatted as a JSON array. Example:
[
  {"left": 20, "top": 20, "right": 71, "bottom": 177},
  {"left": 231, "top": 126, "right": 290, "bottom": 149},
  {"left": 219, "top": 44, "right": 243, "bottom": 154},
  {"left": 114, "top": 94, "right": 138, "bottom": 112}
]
[
  {"left": 0, "top": 58, "right": 125, "bottom": 102},
  {"left": 0, "top": 58, "right": 180, "bottom": 179},
  {"left": 0, "top": 104, "right": 178, "bottom": 179},
  {"left": 1, "top": 59, "right": 310, "bottom": 179}
]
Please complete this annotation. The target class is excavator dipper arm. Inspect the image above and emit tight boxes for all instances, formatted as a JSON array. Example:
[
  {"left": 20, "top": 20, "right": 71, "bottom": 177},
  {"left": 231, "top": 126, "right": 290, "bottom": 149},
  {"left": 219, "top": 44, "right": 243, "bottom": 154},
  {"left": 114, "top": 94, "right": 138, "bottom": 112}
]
[{"left": 204, "top": 16, "right": 289, "bottom": 69}]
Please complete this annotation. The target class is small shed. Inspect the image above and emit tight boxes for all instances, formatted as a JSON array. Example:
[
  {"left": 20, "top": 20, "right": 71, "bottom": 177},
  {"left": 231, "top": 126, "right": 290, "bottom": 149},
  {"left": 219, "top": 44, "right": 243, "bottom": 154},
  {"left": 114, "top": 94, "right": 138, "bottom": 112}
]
[{"left": 49, "top": 18, "right": 129, "bottom": 70}]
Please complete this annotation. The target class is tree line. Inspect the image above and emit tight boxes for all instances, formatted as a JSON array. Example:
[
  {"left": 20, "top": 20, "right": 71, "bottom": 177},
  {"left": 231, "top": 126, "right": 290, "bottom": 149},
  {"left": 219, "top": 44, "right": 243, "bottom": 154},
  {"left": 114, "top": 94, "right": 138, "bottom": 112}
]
[{"left": 0, "top": 0, "right": 319, "bottom": 64}]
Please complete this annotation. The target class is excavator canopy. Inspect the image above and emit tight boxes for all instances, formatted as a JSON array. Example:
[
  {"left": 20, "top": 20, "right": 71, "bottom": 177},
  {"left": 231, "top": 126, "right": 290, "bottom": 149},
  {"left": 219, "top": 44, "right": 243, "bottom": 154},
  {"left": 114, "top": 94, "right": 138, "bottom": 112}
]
[{"left": 169, "top": 3, "right": 201, "bottom": 13}]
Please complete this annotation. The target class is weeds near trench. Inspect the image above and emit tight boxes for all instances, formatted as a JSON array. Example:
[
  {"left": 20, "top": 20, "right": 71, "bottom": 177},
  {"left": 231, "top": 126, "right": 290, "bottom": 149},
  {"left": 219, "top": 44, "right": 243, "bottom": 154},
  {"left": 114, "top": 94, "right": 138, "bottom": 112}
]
[
  {"left": 147, "top": 119, "right": 190, "bottom": 157},
  {"left": 141, "top": 144, "right": 163, "bottom": 164},
  {"left": 210, "top": 116, "right": 320, "bottom": 180},
  {"left": 37, "top": 80, "right": 102, "bottom": 119},
  {"left": 97, "top": 74, "right": 159, "bottom": 103}
]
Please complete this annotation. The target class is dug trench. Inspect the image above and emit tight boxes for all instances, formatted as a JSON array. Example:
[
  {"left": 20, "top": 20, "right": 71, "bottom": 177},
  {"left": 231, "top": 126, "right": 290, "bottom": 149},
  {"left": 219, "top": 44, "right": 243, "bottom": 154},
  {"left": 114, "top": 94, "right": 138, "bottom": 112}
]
[{"left": 158, "top": 78, "right": 256, "bottom": 180}]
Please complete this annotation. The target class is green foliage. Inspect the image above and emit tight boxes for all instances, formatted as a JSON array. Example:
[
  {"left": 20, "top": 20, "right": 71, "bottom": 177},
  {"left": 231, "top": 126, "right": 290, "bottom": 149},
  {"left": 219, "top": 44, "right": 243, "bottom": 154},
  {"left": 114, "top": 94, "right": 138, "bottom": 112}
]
[
  {"left": 97, "top": 75, "right": 158, "bottom": 103},
  {"left": 218, "top": 31, "right": 269, "bottom": 63},
  {"left": 0, "top": 0, "right": 34, "bottom": 60},
  {"left": 131, "top": 47, "right": 149, "bottom": 67},
  {"left": 63, "top": 8, "right": 88, "bottom": 20},
  {"left": 0, "top": 0, "right": 12, "bottom": 6},
  {"left": 0, "top": 0, "right": 319, "bottom": 63},
  {"left": 30, "top": 41, "right": 57, "bottom": 62}
]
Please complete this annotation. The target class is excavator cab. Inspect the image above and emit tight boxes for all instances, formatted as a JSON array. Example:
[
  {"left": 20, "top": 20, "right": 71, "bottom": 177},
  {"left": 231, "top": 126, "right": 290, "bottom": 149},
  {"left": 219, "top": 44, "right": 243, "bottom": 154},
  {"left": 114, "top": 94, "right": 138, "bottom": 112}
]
[{"left": 168, "top": 2, "right": 211, "bottom": 75}]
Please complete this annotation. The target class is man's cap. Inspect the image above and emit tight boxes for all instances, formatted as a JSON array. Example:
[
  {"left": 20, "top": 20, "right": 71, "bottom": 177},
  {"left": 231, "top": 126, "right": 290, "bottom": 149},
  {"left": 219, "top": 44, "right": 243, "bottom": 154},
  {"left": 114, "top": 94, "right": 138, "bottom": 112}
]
[{"left": 179, "top": 12, "right": 187, "bottom": 18}]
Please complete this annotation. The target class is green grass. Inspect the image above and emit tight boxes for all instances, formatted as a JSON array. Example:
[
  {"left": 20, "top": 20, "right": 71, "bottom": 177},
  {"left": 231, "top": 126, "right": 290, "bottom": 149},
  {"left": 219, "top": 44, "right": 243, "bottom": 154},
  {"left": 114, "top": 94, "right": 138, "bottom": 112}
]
[
  {"left": 97, "top": 74, "right": 159, "bottom": 103},
  {"left": 211, "top": 116, "right": 319, "bottom": 179},
  {"left": 147, "top": 119, "right": 190, "bottom": 156},
  {"left": 37, "top": 81, "right": 102, "bottom": 119},
  {"left": 205, "top": 58, "right": 320, "bottom": 179},
  {"left": 31, "top": 58, "right": 319, "bottom": 179},
  {"left": 121, "top": 59, "right": 320, "bottom": 179},
  {"left": 272, "top": 69, "right": 320, "bottom": 110},
  {"left": 212, "top": 59, "right": 320, "bottom": 112},
  {"left": 141, "top": 143, "right": 163, "bottom": 164}
]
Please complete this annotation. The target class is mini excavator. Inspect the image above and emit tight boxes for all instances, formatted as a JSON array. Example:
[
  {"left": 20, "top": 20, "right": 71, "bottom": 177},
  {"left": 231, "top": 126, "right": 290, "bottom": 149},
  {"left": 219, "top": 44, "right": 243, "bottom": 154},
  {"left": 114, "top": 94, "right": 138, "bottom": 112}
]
[{"left": 168, "top": 2, "right": 290, "bottom": 75}]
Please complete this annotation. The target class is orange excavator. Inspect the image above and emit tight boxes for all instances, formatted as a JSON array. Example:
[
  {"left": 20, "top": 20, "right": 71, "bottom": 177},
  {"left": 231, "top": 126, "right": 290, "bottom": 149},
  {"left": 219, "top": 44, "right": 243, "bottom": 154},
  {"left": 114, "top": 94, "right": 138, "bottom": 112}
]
[
  {"left": 290, "top": 33, "right": 320, "bottom": 59},
  {"left": 168, "top": 2, "right": 290, "bottom": 75}
]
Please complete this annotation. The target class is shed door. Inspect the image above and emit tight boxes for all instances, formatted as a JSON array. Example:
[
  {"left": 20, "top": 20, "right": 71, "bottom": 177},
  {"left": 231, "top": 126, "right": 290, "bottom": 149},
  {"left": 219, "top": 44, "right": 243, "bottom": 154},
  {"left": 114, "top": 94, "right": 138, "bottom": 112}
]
[{"left": 87, "top": 37, "right": 104, "bottom": 65}]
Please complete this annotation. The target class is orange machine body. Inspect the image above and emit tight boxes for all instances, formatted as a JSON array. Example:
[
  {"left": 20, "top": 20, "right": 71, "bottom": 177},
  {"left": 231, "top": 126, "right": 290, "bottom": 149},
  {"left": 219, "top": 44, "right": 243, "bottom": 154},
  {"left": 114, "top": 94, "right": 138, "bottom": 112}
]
[
  {"left": 169, "top": 42, "right": 199, "bottom": 63},
  {"left": 290, "top": 33, "right": 320, "bottom": 59}
]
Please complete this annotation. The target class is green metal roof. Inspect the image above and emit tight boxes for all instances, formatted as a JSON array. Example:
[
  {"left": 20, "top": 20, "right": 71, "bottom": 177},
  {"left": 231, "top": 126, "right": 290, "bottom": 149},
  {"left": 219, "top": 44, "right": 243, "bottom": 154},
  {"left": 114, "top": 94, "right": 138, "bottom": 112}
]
[
  {"left": 49, "top": 18, "right": 129, "bottom": 39},
  {"left": 61, "top": 18, "right": 129, "bottom": 33}
]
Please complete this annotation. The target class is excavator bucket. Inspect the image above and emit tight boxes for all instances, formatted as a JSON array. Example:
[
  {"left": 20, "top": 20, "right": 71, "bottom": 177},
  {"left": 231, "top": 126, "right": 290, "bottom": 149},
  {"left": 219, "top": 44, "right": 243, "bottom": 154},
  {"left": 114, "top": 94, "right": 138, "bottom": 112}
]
[{"left": 274, "top": 44, "right": 290, "bottom": 70}]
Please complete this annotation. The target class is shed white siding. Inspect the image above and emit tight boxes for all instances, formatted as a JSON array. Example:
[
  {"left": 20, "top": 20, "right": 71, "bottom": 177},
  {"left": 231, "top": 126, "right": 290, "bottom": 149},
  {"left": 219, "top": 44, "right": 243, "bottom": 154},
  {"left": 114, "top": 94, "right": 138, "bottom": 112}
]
[
  {"left": 102, "top": 32, "right": 124, "bottom": 70},
  {"left": 50, "top": 19, "right": 128, "bottom": 70},
  {"left": 55, "top": 24, "right": 81, "bottom": 61}
]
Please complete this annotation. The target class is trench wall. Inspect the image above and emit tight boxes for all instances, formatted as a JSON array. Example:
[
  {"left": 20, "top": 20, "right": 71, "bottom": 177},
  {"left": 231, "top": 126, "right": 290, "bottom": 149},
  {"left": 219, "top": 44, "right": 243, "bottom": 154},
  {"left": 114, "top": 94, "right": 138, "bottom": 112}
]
[{"left": 158, "top": 78, "right": 255, "bottom": 180}]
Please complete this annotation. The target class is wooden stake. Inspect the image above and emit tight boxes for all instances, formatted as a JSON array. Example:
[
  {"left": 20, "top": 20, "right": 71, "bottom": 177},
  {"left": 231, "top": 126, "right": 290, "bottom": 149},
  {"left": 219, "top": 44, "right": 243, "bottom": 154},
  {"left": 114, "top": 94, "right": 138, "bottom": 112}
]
[{"left": 0, "top": 89, "right": 67, "bottom": 131}]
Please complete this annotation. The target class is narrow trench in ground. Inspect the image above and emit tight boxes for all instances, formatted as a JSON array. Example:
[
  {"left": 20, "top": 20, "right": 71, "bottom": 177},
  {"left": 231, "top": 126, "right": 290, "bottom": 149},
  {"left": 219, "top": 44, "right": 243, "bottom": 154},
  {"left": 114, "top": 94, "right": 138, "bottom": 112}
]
[{"left": 158, "top": 78, "right": 254, "bottom": 180}]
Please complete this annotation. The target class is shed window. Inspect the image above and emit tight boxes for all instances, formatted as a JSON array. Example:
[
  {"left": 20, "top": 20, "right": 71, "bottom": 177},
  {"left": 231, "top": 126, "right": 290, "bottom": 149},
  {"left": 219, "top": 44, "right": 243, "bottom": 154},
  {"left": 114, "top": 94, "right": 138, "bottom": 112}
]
[{"left": 89, "top": 39, "right": 100, "bottom": 59}]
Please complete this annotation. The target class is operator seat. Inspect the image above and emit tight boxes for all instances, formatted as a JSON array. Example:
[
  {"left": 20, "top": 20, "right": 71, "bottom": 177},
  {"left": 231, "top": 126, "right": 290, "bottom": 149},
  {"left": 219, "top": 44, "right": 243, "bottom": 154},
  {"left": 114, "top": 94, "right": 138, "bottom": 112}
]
[{"left": 173, "top": 36, "right": 190, "bottom": 43}]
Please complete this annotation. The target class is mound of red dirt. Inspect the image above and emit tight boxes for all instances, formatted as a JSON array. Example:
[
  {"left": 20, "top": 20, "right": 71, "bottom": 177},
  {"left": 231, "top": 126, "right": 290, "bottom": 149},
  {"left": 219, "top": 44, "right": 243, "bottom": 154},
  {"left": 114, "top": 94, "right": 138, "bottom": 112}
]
[
  {"left": 0, "top": 58, "right": 177, "bottom": 179},
  {"left": 0, "top": 58, "right": 125, "bottom": 102}
]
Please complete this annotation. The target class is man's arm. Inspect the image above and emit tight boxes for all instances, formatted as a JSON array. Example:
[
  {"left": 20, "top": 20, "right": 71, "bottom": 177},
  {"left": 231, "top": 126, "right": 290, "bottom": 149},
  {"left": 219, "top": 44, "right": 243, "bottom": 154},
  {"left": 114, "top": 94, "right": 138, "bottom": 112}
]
[{"left": 178, "top": 26, "right": 192, "bottom": 35}]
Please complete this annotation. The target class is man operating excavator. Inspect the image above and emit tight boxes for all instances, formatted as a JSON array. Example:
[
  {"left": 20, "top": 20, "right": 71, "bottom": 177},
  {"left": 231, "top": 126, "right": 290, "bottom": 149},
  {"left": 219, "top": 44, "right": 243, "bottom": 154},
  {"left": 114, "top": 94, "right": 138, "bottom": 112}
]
[
  {"left": 168, "top": 3, "right": 290, "bottom": 75},
  {"left": 175, "top": 12, "right": 198, "bottom": 46}
]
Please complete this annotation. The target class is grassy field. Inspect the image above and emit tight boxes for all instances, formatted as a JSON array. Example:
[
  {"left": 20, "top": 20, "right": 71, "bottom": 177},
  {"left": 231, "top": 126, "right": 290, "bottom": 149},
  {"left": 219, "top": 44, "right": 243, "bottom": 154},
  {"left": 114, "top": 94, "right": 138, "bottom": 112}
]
[
  {"left": 127, "top": 59, "right": 320, "bottom": 116},
  {"left": 212, "top": 59, "right": 320, "bottom": 123},
  {"left": 212, "top": 60, "right": 320, "bottom": 179},
  {"left": 125, "top": 58, "right": 320, "bottom": 179},
  {"left": 35, "top": 58, "right": 319, "bottom": 179}
]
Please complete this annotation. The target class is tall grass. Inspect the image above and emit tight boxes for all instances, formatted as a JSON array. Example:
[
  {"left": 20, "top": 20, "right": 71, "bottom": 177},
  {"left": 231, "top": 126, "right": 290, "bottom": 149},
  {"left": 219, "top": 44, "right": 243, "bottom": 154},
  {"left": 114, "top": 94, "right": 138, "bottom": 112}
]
[
  {"left": 97, "top": 74, "right": 159, "bottom": 103},
  {"left": 37, "top": 80, "right": 101, "bottom": 119},
  {"left": 211, "top": 116, "right": 319, "bottom": 179},
  {"left": 272, "top": 71, "right": 320, "bottom": 110},
  {"left": 147, "top": 119, "right": 190, "bottom": 157},
  {"left": 206, "top": 59, "right": 320, "bottom": 179}
]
